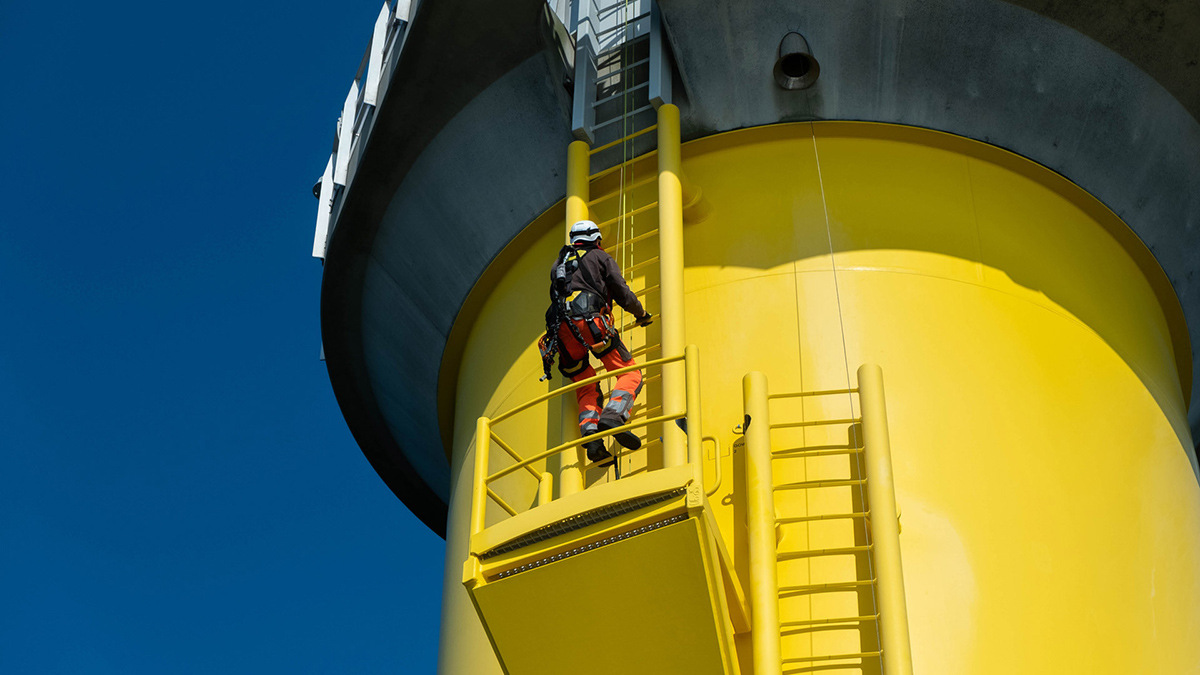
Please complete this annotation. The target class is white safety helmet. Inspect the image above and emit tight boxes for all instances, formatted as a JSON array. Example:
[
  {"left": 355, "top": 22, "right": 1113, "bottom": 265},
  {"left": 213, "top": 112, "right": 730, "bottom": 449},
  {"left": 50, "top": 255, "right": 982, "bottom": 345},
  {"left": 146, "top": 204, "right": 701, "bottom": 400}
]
[{"left": 569, "top": 220, "right": 602, "bottom": 244}]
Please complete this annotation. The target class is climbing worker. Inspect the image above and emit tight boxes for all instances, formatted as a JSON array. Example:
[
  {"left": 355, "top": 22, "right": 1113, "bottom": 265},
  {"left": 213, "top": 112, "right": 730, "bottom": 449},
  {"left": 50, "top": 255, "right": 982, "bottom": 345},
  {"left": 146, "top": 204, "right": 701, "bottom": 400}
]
[{"left": 538, "top": 219, "right": 654, "bottom": 466}]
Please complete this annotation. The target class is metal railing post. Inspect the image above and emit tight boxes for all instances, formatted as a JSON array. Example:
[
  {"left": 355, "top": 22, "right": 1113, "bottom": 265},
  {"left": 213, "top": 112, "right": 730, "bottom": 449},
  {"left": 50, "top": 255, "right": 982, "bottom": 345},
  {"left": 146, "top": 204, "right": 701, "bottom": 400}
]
[
  {"left": 658, "top": 104, "right": 687, "bottom": 468},
  {"left": 684, "top": 344, "right": 703, "bottom": 490},
  {"left": 537, "top": 472, "right": 554, "bottom": 507},
  {"left": 857, "top": 364, "right": 914, "bottom": 675},
  {"left": 560, "top": 140, "right": 591, "bottom": 497},
  {"left": 743, "top": 372, "right": 782, "bottom": 675},
  {"left": 470, "top": 417, "right": 492, "bottom": 540}
]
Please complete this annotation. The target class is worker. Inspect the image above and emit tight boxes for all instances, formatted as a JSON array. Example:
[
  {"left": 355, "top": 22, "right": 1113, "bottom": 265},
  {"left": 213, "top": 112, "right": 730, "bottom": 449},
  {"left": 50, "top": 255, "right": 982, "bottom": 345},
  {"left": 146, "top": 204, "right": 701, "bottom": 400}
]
[{"left": 538, "top": 220, "right": 654, "bottom": 466}]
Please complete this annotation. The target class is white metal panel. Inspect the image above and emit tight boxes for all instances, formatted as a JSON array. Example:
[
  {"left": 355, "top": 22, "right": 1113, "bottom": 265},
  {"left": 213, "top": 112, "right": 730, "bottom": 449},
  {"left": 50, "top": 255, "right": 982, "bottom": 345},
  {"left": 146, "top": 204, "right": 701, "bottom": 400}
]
[
  {"left": 333, "top": 80, "right": 360, "bottom": 186},
  {"left": 364, "top": 3, "right": 391, "bottom": 106},
  {"left": 313, "top": 156, "right": 335, "bottom": 259},
  {"left": 395, "top": 0, "right": 412, "bottom": 23}
]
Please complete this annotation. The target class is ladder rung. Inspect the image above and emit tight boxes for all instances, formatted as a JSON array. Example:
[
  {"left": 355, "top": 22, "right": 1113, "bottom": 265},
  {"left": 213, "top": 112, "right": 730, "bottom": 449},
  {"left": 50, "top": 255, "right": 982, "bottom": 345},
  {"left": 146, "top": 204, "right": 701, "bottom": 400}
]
[
  {"left": 783, "top": 651, "right": 882, "bottom": 664},
  {"left": 588, "top": 149, "right": 659, "bottom": 181},
  {"left": 773, "top": 446, "right": 863, "bottom": 458},
  {"left": 591, "top": 16, "right": 647, "bottom": 39},
  {"left": 587, "top": 175, "right": 657, "bottom": 203},
  {"left": 589, "top": 3, "right": 644, "bottom": 29},
  {"left": 768, "top": 388, "right": 858, "bottom": 400},
  {"left": 635, "top": 284, "right": 659, "bottom": 297},
  {"left": 593, "top": 80, "right": 650, "bottom": 107},
  {"left": 770, "top": 417, "right": 861, "bottom": 429},
  {"left": 779, "top": 579, "right": 876, "bottom": 596},
  {"left": 629, "top": 343, "right": 660, "bottom": 358},
  {"left": 623, "top": 255, "right": 659, "bottom": 275},
  {"left": 631, "top": 405, "right": 662, "bottom": 417},
  {"left": 593, "top": 17, "right": 649, "bottom": 48},
  {"left": 596, "top": 201, "right": 658, "bottom": 229},
  {"left": 588, "top": 123, "right": 662, "bottom": 156},
  {"left": 609, "top": 228, "right": 659, "bottom": 251},
  {"left": 777, "top": 511, "right": 869, "bottom": 524},
  {"left": 595, "top": 59, "right": 652, "bottom": 84},
  {"left": 778, "top": 544, "right": 872, "bottom": 561},
  {"left": 781, "top": 614, "right": 879, "bottom": 628},
  {"left": 617, "top": 309, "right": 664, "bottom": 331},
  {"left": 592, "top": 104, "right": 655, "bottom": 131},
  {"left": 775, "top": 478, "right": 866, "bottom": 491}
]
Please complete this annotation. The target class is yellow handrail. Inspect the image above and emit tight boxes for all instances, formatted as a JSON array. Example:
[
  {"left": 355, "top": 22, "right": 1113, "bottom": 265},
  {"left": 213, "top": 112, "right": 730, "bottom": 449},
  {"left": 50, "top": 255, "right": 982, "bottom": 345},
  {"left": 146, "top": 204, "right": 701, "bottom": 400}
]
[
  {"left": 469, "top": 346, "right": 704, "bottom": 541},
  {"left": 489, "top": 353, "right": 683, "bottom": 425},
  {"left": 487, "top": 411, "right": 683, "bottom": 484},
  {"left": 702, "top": 436, "right": 722, "bottom": 497}
]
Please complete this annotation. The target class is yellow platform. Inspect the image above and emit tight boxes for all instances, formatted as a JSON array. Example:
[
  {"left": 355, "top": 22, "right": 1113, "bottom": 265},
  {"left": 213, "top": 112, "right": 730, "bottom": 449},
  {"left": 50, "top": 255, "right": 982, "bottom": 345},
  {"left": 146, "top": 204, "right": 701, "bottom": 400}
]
[{"left": 464, "top": 467, "right": 745, "bottom": 675}]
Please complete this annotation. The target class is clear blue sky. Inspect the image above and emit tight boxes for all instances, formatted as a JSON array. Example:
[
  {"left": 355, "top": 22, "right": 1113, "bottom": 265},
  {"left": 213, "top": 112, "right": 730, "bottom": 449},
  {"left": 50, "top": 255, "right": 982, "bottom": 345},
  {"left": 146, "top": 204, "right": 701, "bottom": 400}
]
[{"left": 1, "top": 2, "right": 446, "bottom": 672}]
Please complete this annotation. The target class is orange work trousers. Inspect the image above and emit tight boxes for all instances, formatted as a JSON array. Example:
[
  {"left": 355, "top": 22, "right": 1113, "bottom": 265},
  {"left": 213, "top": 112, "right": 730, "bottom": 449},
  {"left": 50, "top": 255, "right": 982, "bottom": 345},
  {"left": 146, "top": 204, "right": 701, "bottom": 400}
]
[{"left": 556, "top": 320, "right": 642, "bottom": 433}]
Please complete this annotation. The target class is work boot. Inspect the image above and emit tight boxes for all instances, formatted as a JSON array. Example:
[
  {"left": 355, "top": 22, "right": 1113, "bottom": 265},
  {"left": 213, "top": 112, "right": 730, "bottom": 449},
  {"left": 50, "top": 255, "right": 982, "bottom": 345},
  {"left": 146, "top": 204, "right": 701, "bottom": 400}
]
[
  {"left": 598, "top": 411, "right": 641, "bottom": 450},
  {"left": 583, "top": 432, "right": 614, "bottom": 467}
]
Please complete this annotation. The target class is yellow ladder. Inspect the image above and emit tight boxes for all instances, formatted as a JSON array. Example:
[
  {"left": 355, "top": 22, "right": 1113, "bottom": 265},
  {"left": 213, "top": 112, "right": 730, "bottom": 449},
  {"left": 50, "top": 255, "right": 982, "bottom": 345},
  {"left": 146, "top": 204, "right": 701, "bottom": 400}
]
[
  {"left": 742, "top": 366, "right": 913, "bottom": 675},
  {"left": 560, "top": 103, "right": 690, "bottom": 492}
]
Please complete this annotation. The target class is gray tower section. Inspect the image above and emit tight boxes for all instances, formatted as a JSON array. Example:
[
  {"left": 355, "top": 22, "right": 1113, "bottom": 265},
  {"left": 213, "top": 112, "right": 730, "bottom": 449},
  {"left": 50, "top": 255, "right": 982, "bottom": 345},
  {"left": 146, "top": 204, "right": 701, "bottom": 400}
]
[{"left": 318, "top": 0, "right": 1200, "bottom": 533}]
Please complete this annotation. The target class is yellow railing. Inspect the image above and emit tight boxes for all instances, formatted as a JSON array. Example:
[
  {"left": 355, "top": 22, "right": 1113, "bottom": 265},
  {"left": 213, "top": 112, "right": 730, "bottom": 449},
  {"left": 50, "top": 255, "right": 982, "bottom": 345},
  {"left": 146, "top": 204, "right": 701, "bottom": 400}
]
[
  {"left": 742, "top": 365, "right": 913, "bottom": 675},
  {"left": 468, "top": 344, "right": 704, "bottom": 541}
]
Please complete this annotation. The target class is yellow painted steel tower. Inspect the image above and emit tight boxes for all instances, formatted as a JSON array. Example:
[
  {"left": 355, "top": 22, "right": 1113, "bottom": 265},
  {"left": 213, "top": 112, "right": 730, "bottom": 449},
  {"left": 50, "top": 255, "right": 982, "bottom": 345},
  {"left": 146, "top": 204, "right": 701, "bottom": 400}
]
[{"left": 312, "top": 1, "right": 1200, "bottom": 673}]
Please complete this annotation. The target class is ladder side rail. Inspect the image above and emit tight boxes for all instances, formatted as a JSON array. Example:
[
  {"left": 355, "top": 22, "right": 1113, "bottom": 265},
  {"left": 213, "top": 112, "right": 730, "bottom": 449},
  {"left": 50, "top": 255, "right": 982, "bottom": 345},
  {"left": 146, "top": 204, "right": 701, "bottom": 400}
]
[
  {"left": 570, "top": 0, "right": 597, "bottom": 142},
  {"left": 857, "top": 364, "right": 914, "bottom": 675},
  {"left": 683, "top": 345, "right": 703, "bottom": 494},
  {"left": 743, "top": 371, "right": 782, "bottom": 675},
  {"left": 648, "top": 0, "right": 671, "bottom": 107},
  {"left": 657, "top": 103, "right": 686, "bottom": 468},
  {"left": 559, "top": 140, "right": 592, "bottom": 495}
]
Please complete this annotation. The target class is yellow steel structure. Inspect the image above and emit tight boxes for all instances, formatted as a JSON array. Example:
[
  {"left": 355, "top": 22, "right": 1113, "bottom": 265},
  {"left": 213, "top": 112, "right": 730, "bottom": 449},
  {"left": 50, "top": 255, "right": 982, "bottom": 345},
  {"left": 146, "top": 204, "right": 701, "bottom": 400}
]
[
  {"left": 742, "top": 367, "right": 913, "bottom": 675},
  {"left": 436, "top": 121, "right": 1200, "bottom": 674},
  {"left": 742, "top": 372, "right": 782, "bottom": 674},
  {"left": 558, "top": 140, "right": 593, "bottom": 498},
  {"left": 856, "top": 365, "right": 913, "bottom": 675},
  {"left": 658, "top": 104, "right": 688, "bottom": 469}
]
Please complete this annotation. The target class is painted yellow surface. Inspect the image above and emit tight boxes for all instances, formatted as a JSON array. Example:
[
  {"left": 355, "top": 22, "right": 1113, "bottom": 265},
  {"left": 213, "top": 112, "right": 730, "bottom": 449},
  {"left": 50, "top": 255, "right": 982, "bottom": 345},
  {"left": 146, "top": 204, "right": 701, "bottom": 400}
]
[
  {"left": 436, "top": 123, "right": 1200, "bottom": 674},
  {"left": 473, "top": 517, "right": 731, "bottom": 675}
]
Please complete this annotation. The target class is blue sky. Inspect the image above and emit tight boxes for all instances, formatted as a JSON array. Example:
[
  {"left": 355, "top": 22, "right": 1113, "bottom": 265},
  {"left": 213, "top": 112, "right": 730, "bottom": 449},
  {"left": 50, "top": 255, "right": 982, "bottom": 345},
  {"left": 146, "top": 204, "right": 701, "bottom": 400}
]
[{"left": 1, "top": 2, "right": 445, "bottom": 671}]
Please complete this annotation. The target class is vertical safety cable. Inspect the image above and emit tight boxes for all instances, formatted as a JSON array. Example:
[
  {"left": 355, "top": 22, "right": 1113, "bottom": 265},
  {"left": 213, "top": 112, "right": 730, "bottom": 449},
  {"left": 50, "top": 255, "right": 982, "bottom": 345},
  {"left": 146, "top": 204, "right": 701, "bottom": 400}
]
[{"left": 810, "top": 126, "right": 885, "bottom": 656}]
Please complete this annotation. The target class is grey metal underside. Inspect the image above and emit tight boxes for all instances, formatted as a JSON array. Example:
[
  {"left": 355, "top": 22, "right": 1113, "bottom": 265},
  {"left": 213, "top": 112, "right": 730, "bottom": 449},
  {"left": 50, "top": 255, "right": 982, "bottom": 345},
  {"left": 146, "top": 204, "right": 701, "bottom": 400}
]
[{"left": 321, "top": 0, "right": 1200, "bottom": 534}]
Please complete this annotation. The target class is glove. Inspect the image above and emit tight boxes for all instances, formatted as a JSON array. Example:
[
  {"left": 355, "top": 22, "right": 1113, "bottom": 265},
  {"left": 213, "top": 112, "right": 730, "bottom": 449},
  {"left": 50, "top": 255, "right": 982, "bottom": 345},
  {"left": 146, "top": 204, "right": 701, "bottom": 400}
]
[{"left": 635, "top": 312, "right": 654, "bottom": 327}]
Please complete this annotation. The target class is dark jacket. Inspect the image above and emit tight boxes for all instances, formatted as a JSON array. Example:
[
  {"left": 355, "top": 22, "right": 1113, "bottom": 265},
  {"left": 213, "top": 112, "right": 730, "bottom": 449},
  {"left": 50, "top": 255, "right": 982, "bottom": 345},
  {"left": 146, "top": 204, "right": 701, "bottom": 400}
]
[{"left": 549, "top": 244, "right": 646, "bottom": 318}]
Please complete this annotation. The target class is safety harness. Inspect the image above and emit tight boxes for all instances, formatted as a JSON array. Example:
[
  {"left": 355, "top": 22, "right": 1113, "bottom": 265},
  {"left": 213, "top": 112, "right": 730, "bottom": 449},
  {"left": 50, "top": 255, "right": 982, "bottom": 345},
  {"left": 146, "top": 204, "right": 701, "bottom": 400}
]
[{"left": 538, "top": 245, "right": 618, "bottom": 381}]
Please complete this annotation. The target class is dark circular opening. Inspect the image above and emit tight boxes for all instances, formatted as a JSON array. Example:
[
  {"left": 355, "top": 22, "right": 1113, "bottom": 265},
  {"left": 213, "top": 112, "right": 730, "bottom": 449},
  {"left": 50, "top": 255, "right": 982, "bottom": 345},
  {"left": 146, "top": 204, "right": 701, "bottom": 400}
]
[{"left": 780, "top": 53, "right": 811, "bottom": 79}]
